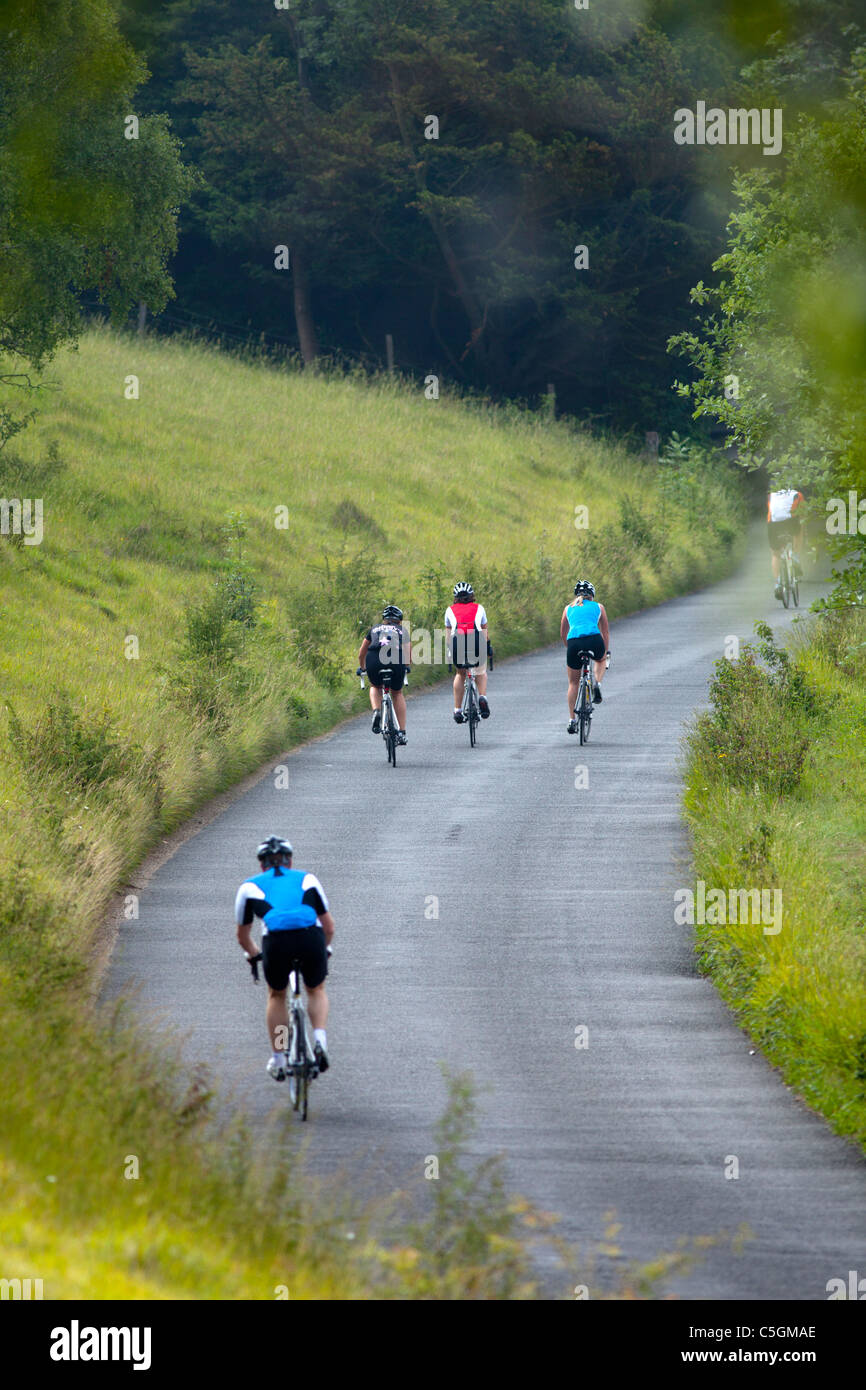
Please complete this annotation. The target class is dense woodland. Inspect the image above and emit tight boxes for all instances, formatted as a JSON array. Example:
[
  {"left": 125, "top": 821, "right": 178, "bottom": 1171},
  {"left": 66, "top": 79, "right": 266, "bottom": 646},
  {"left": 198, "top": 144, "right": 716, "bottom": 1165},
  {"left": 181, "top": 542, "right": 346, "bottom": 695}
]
[
  {"left": 114, "top": 0, "right": 862, "bottom": 431},
  {"left": 2, "top": 0, "right": 864, "bottom": 468}
]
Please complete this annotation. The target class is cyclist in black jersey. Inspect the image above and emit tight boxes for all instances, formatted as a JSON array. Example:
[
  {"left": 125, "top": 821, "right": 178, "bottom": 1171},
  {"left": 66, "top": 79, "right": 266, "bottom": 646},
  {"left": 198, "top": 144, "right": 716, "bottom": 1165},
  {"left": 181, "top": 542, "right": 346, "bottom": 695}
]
[{"left": 358, "top": 604, "right": 412, "bottom": 744}]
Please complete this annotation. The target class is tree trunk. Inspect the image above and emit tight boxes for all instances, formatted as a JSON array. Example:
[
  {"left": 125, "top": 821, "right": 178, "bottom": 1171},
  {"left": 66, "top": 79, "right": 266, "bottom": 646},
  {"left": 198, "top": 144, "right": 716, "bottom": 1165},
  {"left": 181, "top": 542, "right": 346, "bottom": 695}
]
[{"left": 292, "top": 249, "right": 319, "bottom": 365}]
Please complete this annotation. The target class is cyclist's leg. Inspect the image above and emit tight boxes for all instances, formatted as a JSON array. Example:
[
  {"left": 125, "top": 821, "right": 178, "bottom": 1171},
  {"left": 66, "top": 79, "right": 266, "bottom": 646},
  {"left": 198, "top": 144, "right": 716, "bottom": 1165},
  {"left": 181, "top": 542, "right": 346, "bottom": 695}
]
[
  {"left": 262, "top": 932, "right": 292, "bottom": 1054},
  {"left": 453, "top": 668, "right": 466, "bottom": 708},
  {"left": 768, "top": 522, "right": 783, "bottom": 579},
  {"left": 266, "top": 987, "right": 290, "bottom": 1053},
  {"left": 365, "top": 653, "right": 384, "bottom": 722},
  {"left": 384, "top": 666, "right": 406, "bottom": 732},
  {"left": 305, "top": 981, "right": 329, "bottom": 1030},
  {"left": 300, "top": 930, "right": 330, "bottom": 1067}
]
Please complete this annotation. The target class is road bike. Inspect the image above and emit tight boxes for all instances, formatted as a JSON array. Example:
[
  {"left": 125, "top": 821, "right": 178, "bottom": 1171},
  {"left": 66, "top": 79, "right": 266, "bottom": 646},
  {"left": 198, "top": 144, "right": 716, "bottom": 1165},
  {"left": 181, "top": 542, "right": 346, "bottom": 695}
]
[
  {"left": 569, "top": 648, "right": 609, "bottom": 745},
  {"left": 778, "top": 539, "right": 799, "bottom": 609},
  {"left": 453, "top": 639, "right": 493, "bottom": 747},
  {"left": 248, "top": 949, "right": 325, "bottom": 1121},
  {"left": 357, "top": 667, "right": 405, "bottom": 766}
]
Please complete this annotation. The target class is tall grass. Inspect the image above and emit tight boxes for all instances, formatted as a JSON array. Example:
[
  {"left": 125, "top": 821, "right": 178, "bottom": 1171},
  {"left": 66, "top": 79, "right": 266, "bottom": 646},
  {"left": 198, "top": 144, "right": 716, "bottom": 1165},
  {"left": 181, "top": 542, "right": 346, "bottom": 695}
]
[
  {"left": 683, "top": 612, "right": 866, "bottom": 1148},
  {"left": 0, "top": 326, "right": 747, "bottom": 1295}
]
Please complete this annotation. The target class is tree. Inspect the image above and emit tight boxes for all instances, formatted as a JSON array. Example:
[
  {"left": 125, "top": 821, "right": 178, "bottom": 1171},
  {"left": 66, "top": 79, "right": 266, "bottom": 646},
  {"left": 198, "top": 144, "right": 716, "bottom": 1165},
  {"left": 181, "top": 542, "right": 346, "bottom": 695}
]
[
  {"left": 670, "top": 43, "right": 866, "bottom": 596},
  {"left": 0, "top": 0, "right": 191, "bottom": 376}
]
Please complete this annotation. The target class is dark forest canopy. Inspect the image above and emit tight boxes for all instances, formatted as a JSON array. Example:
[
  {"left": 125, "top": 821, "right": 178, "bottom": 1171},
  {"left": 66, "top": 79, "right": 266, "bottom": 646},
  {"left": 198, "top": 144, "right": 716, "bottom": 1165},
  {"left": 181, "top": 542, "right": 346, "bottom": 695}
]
[{"left": 110, "top": 0, "right": 862, "bottom": 430}]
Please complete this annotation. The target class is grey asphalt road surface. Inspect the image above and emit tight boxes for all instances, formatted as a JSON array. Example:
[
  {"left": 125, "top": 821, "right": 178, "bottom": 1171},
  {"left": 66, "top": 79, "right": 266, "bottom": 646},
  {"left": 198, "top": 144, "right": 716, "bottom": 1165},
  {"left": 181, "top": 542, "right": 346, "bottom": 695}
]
[{"left": 106, "top": 534, "right": 866, "bottom": 1299}]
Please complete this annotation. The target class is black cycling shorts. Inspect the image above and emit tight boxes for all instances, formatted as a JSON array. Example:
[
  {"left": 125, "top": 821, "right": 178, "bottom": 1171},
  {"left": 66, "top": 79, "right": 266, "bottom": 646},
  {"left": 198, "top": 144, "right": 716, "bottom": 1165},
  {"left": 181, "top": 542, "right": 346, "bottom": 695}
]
[
  {"left": 567, "top": 634, "right": 605, "bottom": 669},
  {"left": 262, "top": 927, "right": 328, "bottom": 991},
  {"left": 366, "top": 650, "right": 407, "bottom": 691},
  {"left": 767, "top": 519, "right": 801, "bottom": 551}
]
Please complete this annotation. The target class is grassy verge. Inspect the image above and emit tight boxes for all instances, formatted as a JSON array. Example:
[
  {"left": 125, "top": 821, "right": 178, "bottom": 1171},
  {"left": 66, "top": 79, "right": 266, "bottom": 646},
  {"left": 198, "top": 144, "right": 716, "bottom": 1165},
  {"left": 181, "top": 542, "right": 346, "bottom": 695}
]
[
  {"left": 0, "top": 326, "right": 746, "bottom": 1296},
  {"left": 683, "top": 612, "right": 866, "bottom": 1149}
]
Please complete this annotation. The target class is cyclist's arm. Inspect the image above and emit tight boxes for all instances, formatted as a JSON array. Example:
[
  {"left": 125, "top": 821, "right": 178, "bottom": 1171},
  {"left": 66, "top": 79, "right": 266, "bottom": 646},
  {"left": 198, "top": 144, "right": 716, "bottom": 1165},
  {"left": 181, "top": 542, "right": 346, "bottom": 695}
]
[
  {"left": 560, "top": 608, "right": 570, "bottom": 643},
  {"left": 235, "top": 881, "right": 264, "bottom": 957},
  {"left": 236, "top": 920, "right": 258, "bottom": 957},
  {"left": 598, "top": 604, "right": 611, "bottom": 651},
  {"left": 358, "top": 636, "right": 370, "bottom": 665},
  {"left": 318, "top": 910, "right": 335, "bottom": 945}
]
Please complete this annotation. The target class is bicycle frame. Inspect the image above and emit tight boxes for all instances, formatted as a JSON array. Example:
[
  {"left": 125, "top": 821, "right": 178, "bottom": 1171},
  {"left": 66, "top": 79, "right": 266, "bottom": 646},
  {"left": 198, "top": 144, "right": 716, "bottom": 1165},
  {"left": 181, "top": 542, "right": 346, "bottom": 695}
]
[
  {"left": 358, "top": 669, "right": 401, "bottom": 765},
  {"left": 572, "top": 650, "right": 596, "bottom": 745}
]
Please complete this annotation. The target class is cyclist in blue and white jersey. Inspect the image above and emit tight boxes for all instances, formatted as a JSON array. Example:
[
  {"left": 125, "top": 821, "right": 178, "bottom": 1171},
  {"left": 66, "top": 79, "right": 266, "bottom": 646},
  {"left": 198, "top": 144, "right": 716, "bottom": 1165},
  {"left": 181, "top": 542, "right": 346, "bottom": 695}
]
[
  {"left": 235, "top": 835, "right": 335, "bottom": 1081},
  {"left": 560, "top": 580, "right": 610, "bottom": 734}
]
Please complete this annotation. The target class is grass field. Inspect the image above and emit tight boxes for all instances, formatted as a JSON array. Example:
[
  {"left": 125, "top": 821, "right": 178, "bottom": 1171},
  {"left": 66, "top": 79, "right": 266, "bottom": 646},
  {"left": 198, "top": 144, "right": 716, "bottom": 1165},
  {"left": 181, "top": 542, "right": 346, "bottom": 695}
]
[
  {"left": 0, "top": 325, "right": 746, "bottom": 1296},
  {"left": 683, "top": 611, "right": 866, "bottom": 1150}
]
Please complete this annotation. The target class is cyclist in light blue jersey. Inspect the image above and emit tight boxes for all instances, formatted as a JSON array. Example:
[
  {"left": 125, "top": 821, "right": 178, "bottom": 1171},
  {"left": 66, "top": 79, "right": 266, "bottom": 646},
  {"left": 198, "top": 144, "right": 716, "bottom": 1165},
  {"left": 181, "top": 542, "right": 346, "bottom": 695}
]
[
  {"left": 560, "top": 579, "right": 610, "bottom": 734},
  {"left": 236, "top": 835, "right": 335, "bottom": 1081}
]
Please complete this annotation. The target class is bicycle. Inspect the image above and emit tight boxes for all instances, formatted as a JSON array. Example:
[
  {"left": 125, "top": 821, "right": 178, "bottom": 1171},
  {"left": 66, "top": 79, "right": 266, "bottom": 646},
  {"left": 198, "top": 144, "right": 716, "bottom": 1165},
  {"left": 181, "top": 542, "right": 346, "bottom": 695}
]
[
  {"left": 248, "top": 948, "right": 326, "bottom": 1122},
  {"left": 452, "top": 640, "right": 492, "bottom": 748},
  {"left": 778, "top": 539, "right": 799, "bottom": 609},
  {"left": 569, "top": 648, "right": 609, "bottom": 745},
  {"left": 357, "top": 666, "right": 406, "bottom": 766}
]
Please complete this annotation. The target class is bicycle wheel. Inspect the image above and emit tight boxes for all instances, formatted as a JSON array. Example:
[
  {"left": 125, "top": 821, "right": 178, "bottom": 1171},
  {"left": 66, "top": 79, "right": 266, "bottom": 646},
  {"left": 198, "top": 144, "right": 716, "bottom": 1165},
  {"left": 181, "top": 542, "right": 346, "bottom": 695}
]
[
  {"left": 468, "top": 686, "right": 478, "bottom": 747},
  {"left": 383, "top": 697, "right": 396, "bottom": 765},
  {"left": 289, "top": 1013, "right": 301, "bottom": 1111},
  {"left": 780, "top": 553, "right": 790, "bottom": 608},
  {"left": 579, "top": 673, "right": 592, "bottom": 745}
]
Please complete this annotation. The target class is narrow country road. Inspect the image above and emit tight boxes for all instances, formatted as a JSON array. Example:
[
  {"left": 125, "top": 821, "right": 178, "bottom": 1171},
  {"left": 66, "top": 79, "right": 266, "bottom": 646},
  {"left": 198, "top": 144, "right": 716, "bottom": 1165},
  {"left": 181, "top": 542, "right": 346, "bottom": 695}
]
[{"left": 106, "top": 533, "right": 866, "bottom": 1299}]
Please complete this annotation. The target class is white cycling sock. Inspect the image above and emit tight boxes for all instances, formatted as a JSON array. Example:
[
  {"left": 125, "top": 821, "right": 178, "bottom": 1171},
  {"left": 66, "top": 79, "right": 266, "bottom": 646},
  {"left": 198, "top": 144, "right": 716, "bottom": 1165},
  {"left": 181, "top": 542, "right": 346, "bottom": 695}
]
[
  {"left": 314, "top": 1028, "right": 327, "bottom": 1049},
  {"left": 270, "top": 1051, "right": 284, "bottom": 1065},
  {"left": 454, "top": 707, "right": 461, "bottom": 714}
]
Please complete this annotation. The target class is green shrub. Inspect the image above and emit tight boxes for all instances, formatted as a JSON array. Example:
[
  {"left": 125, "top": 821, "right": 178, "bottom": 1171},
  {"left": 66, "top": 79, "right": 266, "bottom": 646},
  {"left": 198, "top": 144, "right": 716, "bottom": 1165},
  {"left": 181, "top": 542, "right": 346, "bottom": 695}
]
[
  {"left": 6, "top": 692, "right": 136, "bottom": 795},
  {"left": 689, "top": 623, "right": 826, "bottom": 796}
]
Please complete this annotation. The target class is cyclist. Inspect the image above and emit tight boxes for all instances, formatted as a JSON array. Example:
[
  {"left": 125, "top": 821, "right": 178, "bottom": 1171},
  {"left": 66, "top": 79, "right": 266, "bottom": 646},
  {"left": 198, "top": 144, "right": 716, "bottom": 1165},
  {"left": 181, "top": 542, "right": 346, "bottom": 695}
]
[
  {"left": 561, "top": 580, "right": 610, "bottom": 734},
  {"left": 767, "top": 488, "right": 805, "bottom": 598},
  {"left": 235, "top": 835, "right": 334, "bottom": 1081},
  {"left": 358, "top": 605, "right": 412, "bottom": 745},
  {"left": 445, "top": 581, "right": 491, "bottom": 723}
]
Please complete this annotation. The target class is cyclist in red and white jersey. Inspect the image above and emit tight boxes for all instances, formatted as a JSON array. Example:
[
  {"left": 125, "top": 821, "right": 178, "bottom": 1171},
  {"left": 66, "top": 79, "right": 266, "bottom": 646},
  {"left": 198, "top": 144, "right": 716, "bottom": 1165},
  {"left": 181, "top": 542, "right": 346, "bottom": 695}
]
[
  {"left": 445, "top": 581, "right": 491, "bottom": 723},
  {"left": 767, "top": 488, "right": 805, "bottom": 598}
]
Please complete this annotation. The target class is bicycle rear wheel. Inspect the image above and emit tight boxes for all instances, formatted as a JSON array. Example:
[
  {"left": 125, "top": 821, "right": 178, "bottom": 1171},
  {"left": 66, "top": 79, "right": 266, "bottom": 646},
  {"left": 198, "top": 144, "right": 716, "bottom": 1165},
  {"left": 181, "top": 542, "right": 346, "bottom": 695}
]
[
  {"left": 579, "top": 673, "right": 592, "bottom": 744},
  {"left": 289, "top": 1014, "right": 302, "bottom": 1111},
  {"left": 468, "top": 686, "right": 478, "bottom": 746},
  {"left": 383, "top": 697, "right": 396, "bottom": 765},
  {"left": 780, "top": 554, "right": 790, "bottom": 608}
]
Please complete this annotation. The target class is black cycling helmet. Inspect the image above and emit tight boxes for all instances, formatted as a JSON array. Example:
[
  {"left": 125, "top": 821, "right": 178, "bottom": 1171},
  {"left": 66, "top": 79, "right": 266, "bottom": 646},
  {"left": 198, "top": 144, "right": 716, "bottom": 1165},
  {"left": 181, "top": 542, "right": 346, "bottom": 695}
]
[
  {"left": 574, "top": 580, "right": 596, "bottom": 598},
  {"left": 382, "top": 604, "right": 403, "bottom": 621},
  {"left": 453, "top": 581, "right": 474, "bottom": 600},
  {"left": 256, "top": 834, "right": 293, "bottom": 864}
]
